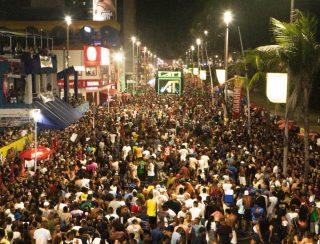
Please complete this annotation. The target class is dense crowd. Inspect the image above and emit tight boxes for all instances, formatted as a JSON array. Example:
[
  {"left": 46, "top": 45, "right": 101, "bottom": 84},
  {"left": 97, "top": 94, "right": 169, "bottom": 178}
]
[{"left": 0, "top": 78, "right": 320, "bottom": 244}]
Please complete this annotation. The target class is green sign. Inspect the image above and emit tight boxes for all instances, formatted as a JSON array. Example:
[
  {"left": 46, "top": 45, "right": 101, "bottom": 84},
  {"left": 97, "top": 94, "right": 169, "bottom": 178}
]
[
  {"left": 158, "top": 71, "right": 182, "bottom": 78},
  {"left": 157, "top": 71, "right": 182, "bottom": 96}
]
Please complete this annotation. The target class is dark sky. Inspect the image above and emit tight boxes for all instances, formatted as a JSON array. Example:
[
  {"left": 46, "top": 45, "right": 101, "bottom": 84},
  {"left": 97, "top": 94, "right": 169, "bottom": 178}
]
[{"left": 136, "top": 0, "right": 320, "bottom": 59}]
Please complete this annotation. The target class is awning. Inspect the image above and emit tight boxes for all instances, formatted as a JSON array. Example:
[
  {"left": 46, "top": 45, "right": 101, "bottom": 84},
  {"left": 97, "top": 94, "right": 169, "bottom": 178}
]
[{"left": 33, "top": 98, "right": 82, "bottom": 129}]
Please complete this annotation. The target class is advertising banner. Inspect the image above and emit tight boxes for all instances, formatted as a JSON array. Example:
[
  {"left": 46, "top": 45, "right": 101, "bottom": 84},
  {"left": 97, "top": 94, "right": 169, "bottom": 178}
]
[
  {"left": 39, "top": 55, "right": 53, "bottom": 68},
  {"left": 0, "top": 133, "right": 33, "bottom": 161},
  {"left": 93, "top": 0, "right": 116, "bottom": 21},
  {"left": 157, "top": 71, "right": 182, "bottom": 96},
  {"left": 232, "top": 77, "right": 242, "bottom": 119}
]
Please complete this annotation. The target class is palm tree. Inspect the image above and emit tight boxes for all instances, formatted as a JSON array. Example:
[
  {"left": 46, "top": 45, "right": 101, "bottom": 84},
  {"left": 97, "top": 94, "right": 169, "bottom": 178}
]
[
  {"left": 230, "top": 49, "right": 283, "bottom": 137},
  {"left": 259, "top": 11, "right": 320, "bottom": 179}
]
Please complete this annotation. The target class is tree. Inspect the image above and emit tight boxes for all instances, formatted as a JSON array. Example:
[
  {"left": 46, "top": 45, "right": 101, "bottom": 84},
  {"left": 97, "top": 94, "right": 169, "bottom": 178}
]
[
  {"left": 230, "top": 49, "right": 284, "bottom": 137},
  {"left": 259, "top": 11, "right": 320, "bottom": 179}
]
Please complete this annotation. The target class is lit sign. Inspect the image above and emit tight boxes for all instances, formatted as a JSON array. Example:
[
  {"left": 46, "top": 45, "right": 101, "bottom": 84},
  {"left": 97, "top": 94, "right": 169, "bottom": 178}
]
[
  {"left": 157, "top": 71, "right": 182, "bottom": 96},
  {"left": 84, "top": 45, "right": 110, "bottom": 66},
  {"left": 87, "top": 47, "right": 97, "bottom": 61},
  {"left": 158, "top": 71, "right": 181, "bottom": 78},
  {"left": 87, "top": 81, "right": 100, "bottom": 87},
  {"left": 93, "top": 0, "right": 116, "bottom": 21},
  {"left": 266, "top": 73, "right": 287, "bottom": 103},
  {"left": 200, "top": 70, "right": 206, "bottom": 80},
  {"left": 101, "top": 47, "right": 110, "bottom": 65}
]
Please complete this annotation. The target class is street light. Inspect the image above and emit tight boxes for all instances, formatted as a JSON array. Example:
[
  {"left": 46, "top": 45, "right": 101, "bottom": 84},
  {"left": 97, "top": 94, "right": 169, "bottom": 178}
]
[
  {"left": 114, "top": 51, "right": 124, "bottom": 92},
  {"left": 223, "top": 10, "right": 232, "bottom": 107},
  {"left": 203, "top": 30, "right": 214, "bottom": 105},
  {"left": 130, "top": 36, "right": 136, "bottom": 92},
  {"left": 190, "top": 45, "right": 195, "bottom": 66},
  {"left": 136, "top": 41, "right": 141, "bottom": 91},
  {"left": 196, "top": 38, "right": 201, "bottom": 68},
  {"left": 32, "top": 109, "right": 41, "bottom": 171},
  {"left": 65, "top": 15, "right": 72, "bottom": 68}
]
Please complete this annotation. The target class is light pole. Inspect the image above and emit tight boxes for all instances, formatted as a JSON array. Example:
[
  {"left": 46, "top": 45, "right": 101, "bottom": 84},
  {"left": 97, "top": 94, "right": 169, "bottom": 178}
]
[
  {"left": 204, "top": 30, "right": 214, "bottom": 105},
  {"left": 136, "top": 41, "right": 141, "bottom": 92},
  {"left": 65, "top": 15, "right": 72, "bottom": 68},
  {"left": 196, "top": 38, "right": 201, "bottom": 69},
  {"left": 223, "top": 11, "right": 232, "bottom": 106},
  {"left": 131, "top": 36, "right": 136, "bottom": 92},
  {"left": 32, "top": 109, "right": 41, "bottom": 171},
  {"left": 190, "top": 45, "right": 195, "bottom": 66},
  {"left": 114, "top": 51, "right": 124, "bottom": 92},
  {"left": 290, "top": 0, "right": 295, "bottom": 22}
]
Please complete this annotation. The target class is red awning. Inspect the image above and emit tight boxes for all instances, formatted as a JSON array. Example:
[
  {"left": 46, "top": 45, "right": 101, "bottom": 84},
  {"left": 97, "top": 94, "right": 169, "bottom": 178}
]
[{"left": 20, "top": 146, "right": 52, "bottom": 160}]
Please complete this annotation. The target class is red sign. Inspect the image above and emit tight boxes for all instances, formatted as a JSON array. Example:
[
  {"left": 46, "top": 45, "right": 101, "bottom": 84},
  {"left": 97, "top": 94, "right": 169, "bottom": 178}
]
[
  {"left": 84, "top": 46, "right": 110, "bottom": 66},
  {"left": 84, "top": 46, "right": 101, "bottom": 66},
  {"left": 232, "top": 78, "right": 242, "bottom": 119},
  {"left": 57, "top": 80, "right": 101, "bottom": 89}
]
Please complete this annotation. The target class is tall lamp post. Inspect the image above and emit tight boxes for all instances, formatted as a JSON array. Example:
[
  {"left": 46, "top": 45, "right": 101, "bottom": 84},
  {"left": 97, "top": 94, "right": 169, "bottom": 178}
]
[
  {"left": 204, "top": 30, "right": 214, "bottom": 105},
  {"left": 190, "top": 45, "right": 195, "bottom": 66},
  {"left": 223, "top": 11, "right": 232, "bottom": 105},
  {"left": 65, "top": 15, "right": 72, "bottom": 68},
  {"left": 131, "top": 36, "right": 136, "bottom": 91},
  {"left": 32, "top": 109, "right": 41, "bottom": 171},
  {"left": 114, "top": 51, "right": 124, "bottom": 92},
  {"left": 196, "top": 38, "right": 201, "bottom": 69}
]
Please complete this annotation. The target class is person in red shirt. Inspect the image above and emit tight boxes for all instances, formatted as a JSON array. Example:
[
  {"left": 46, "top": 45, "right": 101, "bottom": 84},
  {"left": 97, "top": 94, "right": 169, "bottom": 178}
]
[{"left": 179, "top": 162, "right": 190, "bottom": 180}]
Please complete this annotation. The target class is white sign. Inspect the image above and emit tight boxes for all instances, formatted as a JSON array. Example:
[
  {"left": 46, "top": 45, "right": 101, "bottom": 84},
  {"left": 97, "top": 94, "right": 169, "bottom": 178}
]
[
  {"left": 93, "top": 0, "right": 116, "bottom": 21},
  {"left": 200, "top": 70, "right": 206, "bottom": 80},
  {"left": 216, "top": 69, "right": 226, "bottom": 85},
  {"left": 70, "top": 133, "right": 78, "bottom": 142},
  {"left": 266, "top": 73, "right": 287, "bottom": 103}
]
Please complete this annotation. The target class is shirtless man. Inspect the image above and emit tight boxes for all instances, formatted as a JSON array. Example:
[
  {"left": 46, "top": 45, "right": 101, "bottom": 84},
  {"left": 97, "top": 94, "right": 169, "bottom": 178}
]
[{"left": 243, "top": 190, "right": 253, "bottom": 232}]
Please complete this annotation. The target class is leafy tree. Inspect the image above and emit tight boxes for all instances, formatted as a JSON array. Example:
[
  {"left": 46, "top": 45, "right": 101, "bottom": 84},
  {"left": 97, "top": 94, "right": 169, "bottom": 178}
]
[{"left": 259, "top": 11, "right": 320, "bottom": 178}]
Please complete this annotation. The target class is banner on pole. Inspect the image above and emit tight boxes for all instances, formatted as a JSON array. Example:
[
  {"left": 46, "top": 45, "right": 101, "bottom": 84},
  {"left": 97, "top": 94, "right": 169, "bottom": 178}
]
[{"left": 232, "top": 77, "right": 242, "bottom": 119}]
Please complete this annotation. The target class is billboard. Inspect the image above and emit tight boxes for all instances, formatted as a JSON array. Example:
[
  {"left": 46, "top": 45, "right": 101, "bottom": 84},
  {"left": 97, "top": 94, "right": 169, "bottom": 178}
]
[
  {"left": 93, "top": 0, "right": 116, "bottom": 21},
  {"left": 157, "top": 71, "right": 182, "bottom": 96}
]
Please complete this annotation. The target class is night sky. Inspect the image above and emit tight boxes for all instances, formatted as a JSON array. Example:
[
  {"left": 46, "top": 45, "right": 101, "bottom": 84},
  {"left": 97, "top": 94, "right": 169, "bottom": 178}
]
[{"left": 136, "top": 0, "right": 320, "bottom": 59}]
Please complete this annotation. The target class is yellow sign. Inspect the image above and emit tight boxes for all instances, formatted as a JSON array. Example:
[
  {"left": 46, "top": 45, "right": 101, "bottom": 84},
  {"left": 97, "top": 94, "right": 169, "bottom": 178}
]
[{"left": 0, "top": 134, "right": 33, "bottom": 162}]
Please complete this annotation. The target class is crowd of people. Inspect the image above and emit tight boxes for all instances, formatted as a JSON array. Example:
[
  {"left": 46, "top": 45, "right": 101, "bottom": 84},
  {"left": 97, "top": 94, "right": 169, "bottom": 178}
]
[{"left": 0, "top": 78, "right": 320, "bottom": 244}]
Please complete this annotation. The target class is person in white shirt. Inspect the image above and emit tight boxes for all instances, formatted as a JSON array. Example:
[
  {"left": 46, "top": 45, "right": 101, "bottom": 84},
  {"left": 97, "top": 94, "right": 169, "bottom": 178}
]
[
  {"left": 200, "top": 153, "right": 210, "bottom": 169},
  {"left": 110, "top": 133, "right": 117, "bottom": 144},
  {"left": 177, "top": 205, "right": 188, "bottom": 219},
  {"left": 285, "top": 205, "right": 298, "bottom": 228},
  {"left": 199, "top": 188, "right": 209, "bottom": 203},
  {"left": 179, "top": 145, "right": 189, "bottom": 162},
  {"left": 184, "top": 193, "right": 195, "bottom": 209},
  {"left": 189, "top": 201, "right": 202, "bottom": 220},
  {"left": 33, "top": 221, "right": 52, "bottom": 244},
  {"left": 147, "top": 161, "right": 155, "bottom": 182},
  {"left": 122, "top": 144, "right": 131, "bottom": 161},
  {"left": 267, "top": 191, "right": 278, "bottom": 221},
  {"left": 188, "top": 156, "right": 197, "bottom": 178}
]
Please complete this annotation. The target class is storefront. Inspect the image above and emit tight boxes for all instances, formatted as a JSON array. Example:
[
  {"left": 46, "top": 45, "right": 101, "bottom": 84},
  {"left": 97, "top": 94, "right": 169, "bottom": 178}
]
[{"left": 55, "top": 45, "right": 120, "bottom": 105}]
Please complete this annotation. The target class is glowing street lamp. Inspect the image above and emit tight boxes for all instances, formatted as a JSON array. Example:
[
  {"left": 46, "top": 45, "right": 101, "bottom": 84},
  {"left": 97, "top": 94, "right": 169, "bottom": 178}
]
[
  {"left": 114, "top": 51, "right": 124, "bottom": 92},
  {"left": 223, "top": 10, "right": 232, "bottom": 106},
  {"left": 196, "top": 38, "right": 201, "bottom": 68},
  {"left": 203, "top": 30, "right": 214, "bottom": 104},
  {"left": 65, "top": 15, "right": 72, "bottom": 68},
  {"left": 190, "top": 45, "right": 195, "bottom": 65}
]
